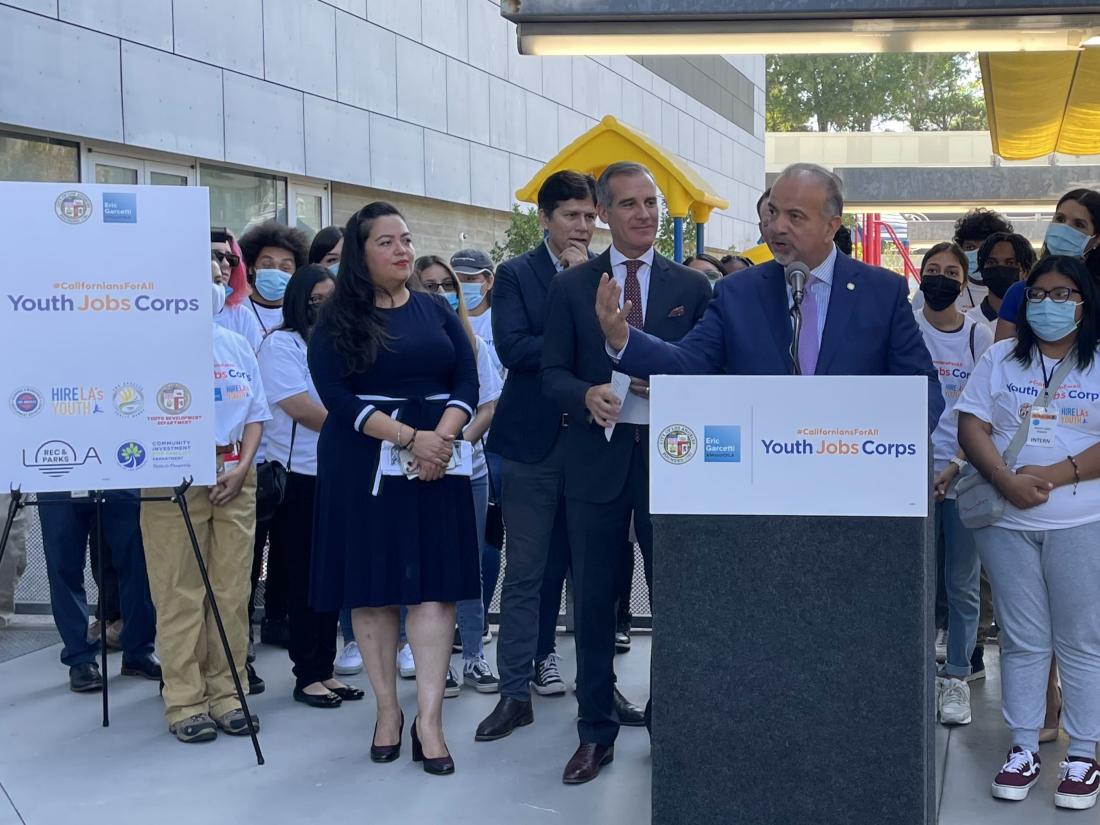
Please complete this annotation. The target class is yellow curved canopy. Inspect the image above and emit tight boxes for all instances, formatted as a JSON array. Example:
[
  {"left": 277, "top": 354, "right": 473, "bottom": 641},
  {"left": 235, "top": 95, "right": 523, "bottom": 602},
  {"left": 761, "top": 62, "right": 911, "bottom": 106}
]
[
  {"left": 741, "top": 242, "right": 773, "bottom": 265},
  {"left": 981, "top": 51, "right": 1100, "bottom": 160},
  {"left": 515, "top": 115, "right": 730, "bottom": 223}
]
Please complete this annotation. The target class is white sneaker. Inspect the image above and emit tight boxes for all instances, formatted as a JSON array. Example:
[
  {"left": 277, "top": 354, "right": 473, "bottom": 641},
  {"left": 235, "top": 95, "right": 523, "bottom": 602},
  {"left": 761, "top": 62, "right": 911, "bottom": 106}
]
[
  {"left": 934, "top": 628, "right": 948, "bottom": 663},
  {"left": 397, "top": 643, "right": 415, "bottom": 679},
  {"left": 334, "top": 641, "right": 363, "bottom": 675},
  {"left": 938, "top": 677, "right": 972, "bottom": 726}
]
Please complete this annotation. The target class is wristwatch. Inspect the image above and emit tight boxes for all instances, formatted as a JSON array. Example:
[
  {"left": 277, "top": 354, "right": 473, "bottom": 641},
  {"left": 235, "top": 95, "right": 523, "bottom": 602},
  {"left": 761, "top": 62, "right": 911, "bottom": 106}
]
[{"left": 949, "top": 456, "right": 968, "bottom": 471}]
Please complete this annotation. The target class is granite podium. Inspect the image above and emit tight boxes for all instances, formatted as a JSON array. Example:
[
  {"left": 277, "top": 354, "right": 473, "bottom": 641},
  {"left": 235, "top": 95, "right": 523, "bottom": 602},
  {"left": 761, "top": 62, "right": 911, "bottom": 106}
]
[{"left": 647, "top": 375, "right": 935, "bottom": 825}]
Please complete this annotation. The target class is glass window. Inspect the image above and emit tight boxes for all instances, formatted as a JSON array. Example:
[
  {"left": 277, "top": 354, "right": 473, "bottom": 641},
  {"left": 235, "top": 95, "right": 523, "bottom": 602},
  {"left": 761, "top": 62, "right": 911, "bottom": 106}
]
[
  {"left": 200, "top": 163, "right": 288, "bottom": 238},
  {"left": 295, "top": 193, "right": 323, "bottom": 236},
  {"left": 149, "top": 170, "right": 188, "bottom": 186},
  {"left": 95, "top": 163, "right": 139, "bottom": 185},
  {"left": 0, "top": 131, "right": 79, "bottom": 182}
]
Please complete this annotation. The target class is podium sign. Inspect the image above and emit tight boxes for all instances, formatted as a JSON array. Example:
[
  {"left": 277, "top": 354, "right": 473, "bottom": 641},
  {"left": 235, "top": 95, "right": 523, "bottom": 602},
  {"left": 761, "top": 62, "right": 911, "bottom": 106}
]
[{"left": 649, "top": 375, "right": 928, "bottom": 517}]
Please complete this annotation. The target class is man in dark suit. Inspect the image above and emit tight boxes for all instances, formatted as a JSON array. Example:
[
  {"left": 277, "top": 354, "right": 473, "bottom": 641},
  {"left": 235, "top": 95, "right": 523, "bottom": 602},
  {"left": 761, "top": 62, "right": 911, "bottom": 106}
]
[
  {"left": 540, "top": 162, "right": 712, "bottom": 785},
  {"left": 597, "top": 162, "right": 943, "bottom": 431}
]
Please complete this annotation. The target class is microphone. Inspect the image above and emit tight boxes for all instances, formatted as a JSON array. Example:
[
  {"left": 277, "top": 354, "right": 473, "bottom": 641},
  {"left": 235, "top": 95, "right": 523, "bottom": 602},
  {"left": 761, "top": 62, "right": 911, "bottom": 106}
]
[{"left": 784, "top": 261, "right": 810, "bottom": 307}]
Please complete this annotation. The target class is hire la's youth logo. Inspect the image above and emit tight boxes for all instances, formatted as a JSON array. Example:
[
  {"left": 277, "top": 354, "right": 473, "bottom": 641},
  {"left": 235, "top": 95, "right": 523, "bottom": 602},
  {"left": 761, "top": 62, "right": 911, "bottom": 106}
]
[
  {"left": 116, "top": 441, "right": 146, "bottom": 470},
  {"left": 22, "top": 440, "right": 102, "bottom": 478},
  {"left": 658, "top": 425, "right": 698, "bottom": 465},
  {"left": 54, "top": 191, "right": 92, "bottom": 224}
]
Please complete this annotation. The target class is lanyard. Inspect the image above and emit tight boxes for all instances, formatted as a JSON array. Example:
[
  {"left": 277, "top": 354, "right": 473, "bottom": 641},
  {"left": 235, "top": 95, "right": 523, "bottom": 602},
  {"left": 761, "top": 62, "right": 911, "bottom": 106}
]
[
  {"left": 1039, "top": 353, "right": 1068, "bottom": 392},
  {"left": 249, "top": 298, "right": 270, "bottom": 334}
]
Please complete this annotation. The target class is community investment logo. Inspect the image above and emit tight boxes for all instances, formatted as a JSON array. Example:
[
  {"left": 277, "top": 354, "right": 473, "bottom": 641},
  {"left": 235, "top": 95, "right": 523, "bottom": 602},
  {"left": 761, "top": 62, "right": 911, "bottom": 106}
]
[
  {"left": 658, "top": 425, "right": 697, "bottom": 465},
  {"left": 9, "top": 387, "right": 42, "bottom": 417},
  {"left": 112, "top": 383, "right": 144, "bottom": 417},
  {"left": 116, "top": 441, "right": 146, "bottom": 470},
  {"left": 54, "top": 190, "right": 92, "bottom": 224},
  {"left": 156, "top": 383, "right": 192, "bottom": 415}
]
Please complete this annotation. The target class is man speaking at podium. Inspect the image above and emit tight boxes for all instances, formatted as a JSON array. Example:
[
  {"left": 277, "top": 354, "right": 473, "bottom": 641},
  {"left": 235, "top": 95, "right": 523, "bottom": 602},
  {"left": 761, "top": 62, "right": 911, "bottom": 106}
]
[{"left": 598, "top": 163, "right": 943, "bottom": 430}]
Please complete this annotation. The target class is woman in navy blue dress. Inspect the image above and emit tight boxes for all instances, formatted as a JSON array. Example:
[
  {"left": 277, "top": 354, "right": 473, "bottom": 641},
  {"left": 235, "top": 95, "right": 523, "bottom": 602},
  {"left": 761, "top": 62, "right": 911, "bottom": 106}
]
[{"left": 309, "top": 202, "right": 480, "bottom": 775}]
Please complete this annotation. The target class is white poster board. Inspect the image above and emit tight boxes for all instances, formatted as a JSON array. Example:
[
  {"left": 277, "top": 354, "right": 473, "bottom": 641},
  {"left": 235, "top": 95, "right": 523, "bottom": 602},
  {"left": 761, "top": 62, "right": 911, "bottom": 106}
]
[
  {"left": 649, "top": 375, "right": 928, "bottom": 517},
  {"left": 0, "top": 183, "right": 216, "bottom": 493}
]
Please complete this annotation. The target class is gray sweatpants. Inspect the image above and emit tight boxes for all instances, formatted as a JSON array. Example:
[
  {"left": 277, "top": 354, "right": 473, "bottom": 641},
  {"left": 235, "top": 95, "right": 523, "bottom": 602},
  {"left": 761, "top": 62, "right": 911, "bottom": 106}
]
[{"left": 975, "top": 522, "right": 1100, "bottom": 757}]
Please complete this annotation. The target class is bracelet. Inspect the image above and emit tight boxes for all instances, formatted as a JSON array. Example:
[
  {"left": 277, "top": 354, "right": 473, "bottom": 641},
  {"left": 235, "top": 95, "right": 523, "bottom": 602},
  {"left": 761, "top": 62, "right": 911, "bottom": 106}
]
[
  {"left": 403, "top": 429, "right": 417, "bottom": 450},
  {"left": 1068, "top": 454, "right": 1081, "bottom": 495}
]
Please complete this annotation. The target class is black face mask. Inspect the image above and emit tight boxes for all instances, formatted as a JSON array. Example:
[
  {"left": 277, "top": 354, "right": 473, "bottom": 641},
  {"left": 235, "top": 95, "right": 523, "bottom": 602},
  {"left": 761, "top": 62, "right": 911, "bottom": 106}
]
[
  {"left": 980, "top": 265, "right": 1020, "bottom": 299},
  {"left": 919, "top": 276, "right": 963, "bottom": 311}
]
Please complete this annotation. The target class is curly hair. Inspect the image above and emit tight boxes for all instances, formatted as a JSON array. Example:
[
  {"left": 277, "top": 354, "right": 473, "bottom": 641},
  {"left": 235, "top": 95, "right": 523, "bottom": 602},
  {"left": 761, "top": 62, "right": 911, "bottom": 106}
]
[
  {"left": 238, "top": 220, "right": 310, "bottom": 271},
  {"left": 952, "top": 208, "right": 1013, "bottom": 247},
  {"left": 318, "top": 202, "right": 404, "bottom": 374}
]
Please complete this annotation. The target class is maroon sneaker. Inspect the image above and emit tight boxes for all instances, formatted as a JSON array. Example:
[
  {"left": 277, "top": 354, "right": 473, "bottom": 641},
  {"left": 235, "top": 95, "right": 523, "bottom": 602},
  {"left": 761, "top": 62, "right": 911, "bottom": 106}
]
[
  {"left": 1055, "top": 757, "right": 1100, "bottom": 810},
  {"left": 992, "top": 747, "right": 1041, "bottom": 801}
]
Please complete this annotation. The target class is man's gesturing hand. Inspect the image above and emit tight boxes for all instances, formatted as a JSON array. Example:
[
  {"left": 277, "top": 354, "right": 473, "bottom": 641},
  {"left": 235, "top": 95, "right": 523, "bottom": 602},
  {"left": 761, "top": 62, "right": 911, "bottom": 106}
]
[
  {"left": 585, "top": 383, "right": 621, "bottom": 428},
  {"left": 596, "top": 274, "right": 631, "bottom": 352}
]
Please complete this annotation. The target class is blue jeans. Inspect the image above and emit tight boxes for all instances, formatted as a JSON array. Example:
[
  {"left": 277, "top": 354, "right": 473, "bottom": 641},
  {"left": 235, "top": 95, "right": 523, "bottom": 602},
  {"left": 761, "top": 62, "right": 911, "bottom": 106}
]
[
  {"left": 38, "top": 491, "right": 156, "bottom": 667},
  {"left": 937, "top": 498, "right": 981, "bottom": 678},
  {"left": 455, "top": 474, "right": 489, "bottom": 660}
]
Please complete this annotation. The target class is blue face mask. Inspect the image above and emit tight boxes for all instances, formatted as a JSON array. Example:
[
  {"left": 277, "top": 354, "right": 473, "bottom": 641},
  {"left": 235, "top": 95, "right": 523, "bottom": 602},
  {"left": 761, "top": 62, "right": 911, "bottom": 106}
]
[
  {"left": 1026, "top": 297, "right": 1081, "bottom": 342},
  {"left": 443, "top": 292, "right": 460, "bottom": 311},
  {"left": 964, "top": 249, "right": 980, "bottom": 279},
  {"left": 328, "top": 263, "right": 339, "bottom": 277},
  {"left": 461, "top": 282, "right": 486, "bottom": 311},
  {"left": 223, "top": 285, "right": 234, "bottom": 300},
  {"left": 1045, "top": 222, "right": 1091, "bottom": 258},
  {"left": 254, "top": 268, "right": 290, "bottom": 302}
]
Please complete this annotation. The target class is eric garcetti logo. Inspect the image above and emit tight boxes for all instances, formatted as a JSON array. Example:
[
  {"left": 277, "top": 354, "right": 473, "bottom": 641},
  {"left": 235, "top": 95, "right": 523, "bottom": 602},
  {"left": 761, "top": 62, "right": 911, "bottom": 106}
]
[
  {"left": 658, "top": 425, "right": 697, "bottom": 465},
  {"left": 10, "top": 387, "right": 42, "bottom": 417},
  {"left": 704, "top": 426, "right": 741, "bottom": 463},
  {"left": 22, "top": 441, "right": 102, "bottom": 478},
  {"left": 54, "top": 191, "right": 92, "bottom": 224},
  {"left": 102, "top": 192, "right": 137, "bottom": 223},
  {"left": 116, "top": 441, "right": 146, "bottom": 470}
]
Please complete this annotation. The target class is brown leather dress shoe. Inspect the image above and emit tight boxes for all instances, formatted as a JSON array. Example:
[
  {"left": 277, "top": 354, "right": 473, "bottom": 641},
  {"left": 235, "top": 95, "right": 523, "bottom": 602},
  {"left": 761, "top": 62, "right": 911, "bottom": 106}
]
[{"left": 563, "top": 743, "right": 614, "bottom": 785}]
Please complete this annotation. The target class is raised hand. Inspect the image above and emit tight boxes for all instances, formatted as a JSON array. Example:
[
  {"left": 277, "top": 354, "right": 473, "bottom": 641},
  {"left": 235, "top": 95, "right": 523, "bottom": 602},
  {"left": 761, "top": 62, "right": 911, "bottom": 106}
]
[{"left": 595, "top": 274, "right": 631, "bottom": 352}]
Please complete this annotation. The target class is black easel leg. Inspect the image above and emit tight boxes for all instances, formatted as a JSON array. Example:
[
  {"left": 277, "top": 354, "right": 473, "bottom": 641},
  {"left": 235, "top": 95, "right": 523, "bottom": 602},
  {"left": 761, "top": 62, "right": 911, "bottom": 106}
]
[
  {"left": 0, "top": 489, "right": 23, "bottom": 573},
  {"left": 173, "top": 483, "right": 264, "bottom": 765},
  {"left": 95, "top": 492, "right": 109, "bottom": 728}
]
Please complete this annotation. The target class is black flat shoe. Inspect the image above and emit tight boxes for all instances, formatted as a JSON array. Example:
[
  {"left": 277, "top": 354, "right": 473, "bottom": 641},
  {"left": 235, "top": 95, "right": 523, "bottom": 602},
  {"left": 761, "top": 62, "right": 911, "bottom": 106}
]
[
  {"left": 328, "top": 684, "right": 365, "bottom": 701},
  {"left": 412, "top": 715, "right": 454, "bottom": 775},
  {"left": 371, "top": 711, "right": 404, "bottom": 763},
  {"left": 293, "top": 687, "right": 342, "bottom": 708}
]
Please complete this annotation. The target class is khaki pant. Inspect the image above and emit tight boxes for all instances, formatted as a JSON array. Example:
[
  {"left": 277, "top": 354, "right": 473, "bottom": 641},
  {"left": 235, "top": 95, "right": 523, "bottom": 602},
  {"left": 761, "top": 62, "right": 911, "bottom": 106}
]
[
  {"left": 140, "top": 468, "right": 256, "bottom": 726},
  {"left": 0, "top": 493, "right": 28, "bottom": 625}
]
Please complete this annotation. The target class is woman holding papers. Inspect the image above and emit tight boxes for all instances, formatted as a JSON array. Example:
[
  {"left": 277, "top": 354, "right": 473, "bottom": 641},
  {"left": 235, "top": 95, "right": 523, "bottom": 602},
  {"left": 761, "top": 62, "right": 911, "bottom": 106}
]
[{"left": 308, "top": 203, "right": 480, "bottom": 775}]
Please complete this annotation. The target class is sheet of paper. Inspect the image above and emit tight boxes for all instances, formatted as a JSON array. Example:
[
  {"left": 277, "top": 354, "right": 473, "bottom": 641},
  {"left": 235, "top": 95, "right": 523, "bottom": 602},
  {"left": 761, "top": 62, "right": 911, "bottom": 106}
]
[{"left": 605, "top": 371, "right": 649, "bottom": 440}]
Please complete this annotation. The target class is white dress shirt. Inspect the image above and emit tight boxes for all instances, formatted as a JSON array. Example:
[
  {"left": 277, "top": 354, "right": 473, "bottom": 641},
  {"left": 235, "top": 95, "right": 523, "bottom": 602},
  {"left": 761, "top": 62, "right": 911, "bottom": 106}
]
[{"left": 609, "top": 245, "right": 655, "bottom": 323}]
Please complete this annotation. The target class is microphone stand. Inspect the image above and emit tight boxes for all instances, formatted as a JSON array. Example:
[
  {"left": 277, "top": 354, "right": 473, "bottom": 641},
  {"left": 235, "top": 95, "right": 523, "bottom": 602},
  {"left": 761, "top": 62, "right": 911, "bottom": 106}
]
[{"left": 789, "top": 298, "right": 803, "bottom": 376}]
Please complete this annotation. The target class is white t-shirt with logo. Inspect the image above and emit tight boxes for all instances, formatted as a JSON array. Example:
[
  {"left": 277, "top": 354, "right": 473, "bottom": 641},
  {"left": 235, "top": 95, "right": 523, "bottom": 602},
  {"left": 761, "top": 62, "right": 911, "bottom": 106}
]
[
  {"left": 213, "top": 326, "right": 271, "bottom": 447},
  {"left": 467, "top": 336, "right": 503, "bottom": 480},
  {"left": 216, "top": 303, "right": 264, "bottom": 353},
  {"left": 914, "top": 310, "right": 994, "bottom": 481},
  {"left": 258, "top": 330, "right": 322, "bottom": 477},
  {"left": 956, "top": 339, "right": 1100, "bottom": 530}
]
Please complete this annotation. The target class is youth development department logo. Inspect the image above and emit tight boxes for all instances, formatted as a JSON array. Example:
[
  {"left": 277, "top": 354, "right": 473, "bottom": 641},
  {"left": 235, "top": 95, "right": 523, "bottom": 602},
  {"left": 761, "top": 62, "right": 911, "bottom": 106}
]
[
  {"left": 54, "top": 190, "right": 92, "bottom": 224},
  {"left": 116, "top": 441, "right": 146, "bottom": 470},
  {"left": 112, "top": 383, "right": 144, "bottom": 417},
  {"left": 658, "top": 425, "right": 698, "bottom": 465},
  {"left": 10, "top": 387, "right": 42, "bottom": 417},
  {"left": 156, "top": 383, "right": 192, "bottom": 415}
]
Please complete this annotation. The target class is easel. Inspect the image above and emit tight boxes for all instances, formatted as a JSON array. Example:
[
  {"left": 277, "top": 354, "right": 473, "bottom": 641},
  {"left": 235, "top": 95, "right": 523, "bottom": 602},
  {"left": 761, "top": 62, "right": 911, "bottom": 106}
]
[{"left": 0, "top": 479, "right": 264, "bottom": 765}]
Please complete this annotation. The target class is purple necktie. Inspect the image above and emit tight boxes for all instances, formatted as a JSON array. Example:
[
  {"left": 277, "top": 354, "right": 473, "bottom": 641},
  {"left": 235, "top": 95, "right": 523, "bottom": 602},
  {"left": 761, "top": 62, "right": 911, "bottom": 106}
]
[
  {"left": 798, "top": 275, "right": 819, "bottom": 376},
  {"left": 624, "top": 260, "right": 645, "bottom": 329}
]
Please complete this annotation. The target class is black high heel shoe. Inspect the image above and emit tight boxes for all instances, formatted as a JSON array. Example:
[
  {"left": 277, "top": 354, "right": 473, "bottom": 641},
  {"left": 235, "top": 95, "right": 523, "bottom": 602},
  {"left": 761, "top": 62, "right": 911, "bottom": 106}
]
[
  {"left": 370, "top": 710, "right": 404, "bottom": 763},
  {"left": 411, "top": 716, "right": 455, "bottom": 775}
]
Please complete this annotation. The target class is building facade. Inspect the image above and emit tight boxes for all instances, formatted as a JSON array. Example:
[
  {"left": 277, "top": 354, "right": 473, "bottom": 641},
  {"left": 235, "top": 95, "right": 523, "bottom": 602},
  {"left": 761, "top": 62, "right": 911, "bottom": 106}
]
[{"left": 0, "top": 0, "right": 765, "bottom": 259}]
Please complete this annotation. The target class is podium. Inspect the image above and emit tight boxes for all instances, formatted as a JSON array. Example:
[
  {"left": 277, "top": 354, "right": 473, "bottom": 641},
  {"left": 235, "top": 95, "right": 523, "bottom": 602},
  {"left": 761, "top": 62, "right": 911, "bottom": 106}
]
[{"left": 648, "top": 376, "right": 935, "bottom": 825}]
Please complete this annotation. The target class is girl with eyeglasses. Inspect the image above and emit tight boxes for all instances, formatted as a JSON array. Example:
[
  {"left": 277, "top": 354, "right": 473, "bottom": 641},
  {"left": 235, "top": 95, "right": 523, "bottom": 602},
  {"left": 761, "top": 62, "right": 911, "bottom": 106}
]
[{"left": 958, "top": 255, "right": 1100, "bottom": 809}]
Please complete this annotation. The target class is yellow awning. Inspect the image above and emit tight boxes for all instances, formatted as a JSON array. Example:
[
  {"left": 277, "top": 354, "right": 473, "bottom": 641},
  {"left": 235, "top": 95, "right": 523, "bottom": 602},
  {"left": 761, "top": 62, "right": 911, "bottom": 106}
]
[
  {"left": 741, "top": 242, "right": 773, "bottom": 265},
  {"left": 515, "top": 115, "right": 730, "bottom": 222},
  {"left": 981, "top": 51, "right": 1100, "bottom": 160}
]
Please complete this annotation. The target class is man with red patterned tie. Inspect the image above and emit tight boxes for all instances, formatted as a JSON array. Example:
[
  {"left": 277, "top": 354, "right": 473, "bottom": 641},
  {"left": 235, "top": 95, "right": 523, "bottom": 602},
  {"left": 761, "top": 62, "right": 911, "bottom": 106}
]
[{"left": 540, "top": 161, "right": 712, "bottom": 784}]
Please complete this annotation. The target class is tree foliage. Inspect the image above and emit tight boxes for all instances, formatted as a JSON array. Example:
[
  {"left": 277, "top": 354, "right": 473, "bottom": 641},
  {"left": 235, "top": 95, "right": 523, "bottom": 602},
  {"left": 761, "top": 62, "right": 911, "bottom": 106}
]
[
  {"left": 490, "top": 204, "right": 543, "bottom": 265},
  {"left": 766, "top": 53, "right": 986, "bottom": 132}
]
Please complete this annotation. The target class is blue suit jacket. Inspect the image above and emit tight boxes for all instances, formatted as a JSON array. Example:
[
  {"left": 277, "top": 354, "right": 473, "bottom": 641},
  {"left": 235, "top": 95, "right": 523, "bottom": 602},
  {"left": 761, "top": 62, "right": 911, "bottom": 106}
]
[{"left": 617, "top": 254, "right": 945, "bottom": 430}]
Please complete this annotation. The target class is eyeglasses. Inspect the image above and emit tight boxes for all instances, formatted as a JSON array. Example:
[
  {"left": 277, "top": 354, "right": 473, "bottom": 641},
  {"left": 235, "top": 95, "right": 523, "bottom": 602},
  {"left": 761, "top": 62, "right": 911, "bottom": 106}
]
[
  {"left": 308, "top": 295, "right": 328, "bottom": 306},
  {"left": 211, "top": 250, "right": 240, "bottom": 267},
  {"left": 420, "top": 281, "right": 452, "bottom": 294},
  {"left": 1026, "top": 287, "right": 1082, "bottom": 303}
]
